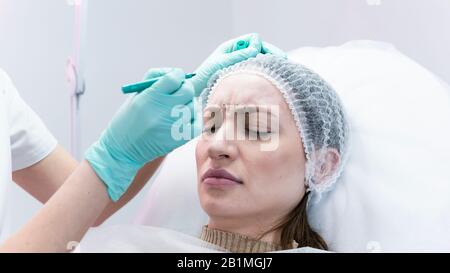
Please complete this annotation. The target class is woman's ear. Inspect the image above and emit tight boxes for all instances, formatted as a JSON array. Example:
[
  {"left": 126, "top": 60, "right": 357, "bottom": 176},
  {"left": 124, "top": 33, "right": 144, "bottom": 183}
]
[{"left": 314, "top": 148, "right": 341, "bottom": 185}]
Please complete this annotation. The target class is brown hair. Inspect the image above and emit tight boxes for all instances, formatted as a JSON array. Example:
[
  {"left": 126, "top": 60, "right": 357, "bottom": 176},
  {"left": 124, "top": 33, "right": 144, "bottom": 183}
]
[{"left": 262, "top": 191, "right": 328, "bottom": 250}]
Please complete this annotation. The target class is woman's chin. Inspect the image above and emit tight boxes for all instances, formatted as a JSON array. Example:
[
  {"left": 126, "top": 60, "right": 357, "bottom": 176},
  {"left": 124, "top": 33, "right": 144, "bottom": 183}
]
[{"left": 200, "top": 195, "right": 238, "bottom": 217}]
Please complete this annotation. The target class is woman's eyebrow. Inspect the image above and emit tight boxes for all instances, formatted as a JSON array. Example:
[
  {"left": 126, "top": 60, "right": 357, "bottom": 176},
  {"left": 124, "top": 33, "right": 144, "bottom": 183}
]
[
  {"left": 233, "top": 105, "right": 279, "bottom": 118},
  {"left": 203, "top": 105, "right": 222, "bottom": 116},
  {"left": 204, "top": 104, "right": 221, "bottom": 111}
]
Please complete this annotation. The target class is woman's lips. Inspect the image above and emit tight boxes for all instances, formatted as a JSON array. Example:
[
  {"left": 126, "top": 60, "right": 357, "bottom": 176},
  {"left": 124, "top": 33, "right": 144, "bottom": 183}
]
[{"left": 201, "top": 168, "right": 243, "bottom": 186}]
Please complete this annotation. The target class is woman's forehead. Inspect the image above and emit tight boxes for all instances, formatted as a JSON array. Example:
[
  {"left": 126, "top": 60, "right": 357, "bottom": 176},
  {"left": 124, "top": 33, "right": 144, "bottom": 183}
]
[{"left": 207, "top": 73, "right": 285, "bottom": 106}]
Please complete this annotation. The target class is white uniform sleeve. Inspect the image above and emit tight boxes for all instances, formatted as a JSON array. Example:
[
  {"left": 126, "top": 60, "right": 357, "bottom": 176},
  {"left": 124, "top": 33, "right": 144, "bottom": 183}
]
[{"left": 0, "top": 69, "right": 57, "bottom": 171}]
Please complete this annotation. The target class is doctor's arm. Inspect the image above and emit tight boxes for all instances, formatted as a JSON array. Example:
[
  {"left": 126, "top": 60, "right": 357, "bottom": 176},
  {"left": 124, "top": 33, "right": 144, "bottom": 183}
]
[
  {"left": 2, "top": 160, "right": 123, "bottom": 252},
  {"left": 12, "top": 145, "right": 165, "bottom": 226}
]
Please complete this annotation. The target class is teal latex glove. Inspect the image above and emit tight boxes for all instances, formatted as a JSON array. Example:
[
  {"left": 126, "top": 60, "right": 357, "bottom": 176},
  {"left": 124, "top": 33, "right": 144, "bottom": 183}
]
[
  {"left": 85, "top": 68, "right": 200, "bottom": 201},
  {"left": 261, "top": 41, "right": 287, "bottom": 57},
  {"left": 190, "top": 33, "right": 286, "bottom": 96}
]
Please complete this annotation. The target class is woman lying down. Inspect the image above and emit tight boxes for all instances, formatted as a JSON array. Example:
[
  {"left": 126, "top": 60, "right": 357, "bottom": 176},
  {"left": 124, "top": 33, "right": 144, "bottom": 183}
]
[{"left": 77, "top": 54, "right": 350, "bottom": 253}]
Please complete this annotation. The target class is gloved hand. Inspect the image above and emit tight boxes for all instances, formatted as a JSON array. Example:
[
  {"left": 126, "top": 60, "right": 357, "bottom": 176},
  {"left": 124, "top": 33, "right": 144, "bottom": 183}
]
[
  {"left": 85, "top": 68, "right": 200, "bottom": 201},
  {"left": 261, "top": 41, "right": 287, "bottom": 57},
  {"left": 190, "top": 33, "right": 286, "bottom": 96}
]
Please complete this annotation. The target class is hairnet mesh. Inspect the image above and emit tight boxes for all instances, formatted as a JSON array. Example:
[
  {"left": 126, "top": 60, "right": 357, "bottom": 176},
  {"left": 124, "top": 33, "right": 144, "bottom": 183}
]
[{"left": 199, "top": 54, "right": 350, "bottom": 202}]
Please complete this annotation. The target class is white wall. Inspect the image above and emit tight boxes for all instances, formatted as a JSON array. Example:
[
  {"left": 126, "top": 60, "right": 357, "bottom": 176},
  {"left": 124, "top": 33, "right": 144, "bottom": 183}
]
[
  {"left": 0, "top": 0, "right": 449, "bottom": 235},
  {"left": 230, "top": 0, "right": 450, "bottom": 83}
]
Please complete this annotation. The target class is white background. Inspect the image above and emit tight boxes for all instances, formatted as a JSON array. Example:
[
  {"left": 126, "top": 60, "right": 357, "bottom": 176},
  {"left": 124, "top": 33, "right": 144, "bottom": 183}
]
[{"left": 0, "top": 0, "right": 449, "bottom": 234}]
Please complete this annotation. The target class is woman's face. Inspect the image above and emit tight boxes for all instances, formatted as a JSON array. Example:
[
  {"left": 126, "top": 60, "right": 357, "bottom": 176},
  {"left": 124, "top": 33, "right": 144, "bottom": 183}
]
[{"left": 196, "top": 73, "right": 307, "bottom": 232}]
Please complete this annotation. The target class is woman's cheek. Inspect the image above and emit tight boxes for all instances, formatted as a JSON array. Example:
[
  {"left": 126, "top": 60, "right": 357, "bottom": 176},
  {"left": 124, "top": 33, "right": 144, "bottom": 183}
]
[
  {"left": 252, "top": 140, "right": 298, "bottom": 182},
  {"left": 245, "top": 148, "right": 283, "bottom": 178},
  {"left": 195, "top": 140, "right": 208, "bottom": 167}
]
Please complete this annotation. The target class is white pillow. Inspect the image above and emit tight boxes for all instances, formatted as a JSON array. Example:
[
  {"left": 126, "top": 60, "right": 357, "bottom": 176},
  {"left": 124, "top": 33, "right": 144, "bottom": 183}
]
[
  {"left": 134, "top": 40, "right": 450, "bottom": 252},
  {"left": 133, "top": 137, "right": 207, "bottom": 237}
]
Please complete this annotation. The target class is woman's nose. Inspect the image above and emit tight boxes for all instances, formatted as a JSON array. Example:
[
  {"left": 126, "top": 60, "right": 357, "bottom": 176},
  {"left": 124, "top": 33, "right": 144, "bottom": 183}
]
[{"left": 206, "top": 121, "right": 239, "bottom": 162}]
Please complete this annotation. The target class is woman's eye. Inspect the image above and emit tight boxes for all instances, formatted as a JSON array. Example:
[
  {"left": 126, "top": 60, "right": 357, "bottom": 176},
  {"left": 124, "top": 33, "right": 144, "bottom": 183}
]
[
  {"left": 243, "top": 118, "right": 271, "bottom": 140},
  {"left": 244, "top": 127, "right": 271, "bottom": 140},
  {"left": 257, "top": 130, "right": 271, "bottom": 137},
  {"left": 202, "top": 122, "right": 217, "bottom": 134},
  {"left": 202, "top": 108, "right": 223, "bottom": 135}
]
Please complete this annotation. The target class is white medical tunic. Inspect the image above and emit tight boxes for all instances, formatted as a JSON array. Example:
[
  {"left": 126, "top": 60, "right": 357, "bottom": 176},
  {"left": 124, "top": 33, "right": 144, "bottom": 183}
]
[{"left": 0, "top": 69, "right": 57, "bottom": 240}]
